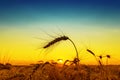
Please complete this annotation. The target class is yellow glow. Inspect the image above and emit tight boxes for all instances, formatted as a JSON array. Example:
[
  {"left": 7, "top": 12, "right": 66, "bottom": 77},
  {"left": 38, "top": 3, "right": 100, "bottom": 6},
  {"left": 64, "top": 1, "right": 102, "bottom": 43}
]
[
  {"left": 0, "top": 24, "right": 120, "bottom": 65},
  {"left": 57, "top": 59, "right": 63, "bottom": 64}
]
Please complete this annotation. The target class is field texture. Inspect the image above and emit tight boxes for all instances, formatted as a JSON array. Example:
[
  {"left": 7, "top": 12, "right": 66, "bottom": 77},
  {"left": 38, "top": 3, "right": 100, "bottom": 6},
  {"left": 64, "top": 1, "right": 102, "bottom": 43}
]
[{"left": 0, "top": 63, "right": 120, "bottom": 80}]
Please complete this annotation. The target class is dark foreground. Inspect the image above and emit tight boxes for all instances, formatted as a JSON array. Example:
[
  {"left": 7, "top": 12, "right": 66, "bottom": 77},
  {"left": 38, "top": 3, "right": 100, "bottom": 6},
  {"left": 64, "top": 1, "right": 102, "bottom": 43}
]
[{"left": 0, "top": 63, "right": 120, "bottom": 80}]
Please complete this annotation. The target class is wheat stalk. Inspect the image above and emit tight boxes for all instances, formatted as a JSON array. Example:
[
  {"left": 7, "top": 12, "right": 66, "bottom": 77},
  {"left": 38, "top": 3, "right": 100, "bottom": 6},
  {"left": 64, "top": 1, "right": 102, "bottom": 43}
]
[
  {"left": 43, "top": 35, "right": 79, "bottom": 59},
  {"left": 106, "top": 55, "right": 110, "bottom": 65},
  {"left": 86, "top": 49, "right": 103, "bottom": 66}
]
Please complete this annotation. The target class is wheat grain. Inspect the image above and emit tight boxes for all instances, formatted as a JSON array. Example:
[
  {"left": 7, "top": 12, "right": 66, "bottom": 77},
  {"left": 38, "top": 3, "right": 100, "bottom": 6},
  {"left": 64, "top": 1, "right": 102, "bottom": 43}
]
[
  {"left": 99, "top": 55, "right": 103, "bottom": 59},
  {"left": 106, "top": 55, "right": 110, "bottom": 58},
  {"left": 86, "top": 49, "right": 95, "bottom": 56},
  {"left": 43, "top": 36, "right": 69, "bottom": 48}
]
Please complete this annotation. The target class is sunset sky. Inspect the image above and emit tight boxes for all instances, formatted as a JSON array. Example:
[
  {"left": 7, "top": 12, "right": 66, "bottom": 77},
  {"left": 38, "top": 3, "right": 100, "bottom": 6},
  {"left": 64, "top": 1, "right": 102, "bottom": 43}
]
[{"left": 0, "top": 0, "right": 120, "bottom": 65}]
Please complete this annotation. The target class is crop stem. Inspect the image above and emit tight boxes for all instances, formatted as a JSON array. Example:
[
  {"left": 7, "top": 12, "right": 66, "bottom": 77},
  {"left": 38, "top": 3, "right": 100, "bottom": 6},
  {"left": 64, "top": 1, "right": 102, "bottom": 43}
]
[{"left": 68, "top": 38, "right": 79, "bottom": 59}]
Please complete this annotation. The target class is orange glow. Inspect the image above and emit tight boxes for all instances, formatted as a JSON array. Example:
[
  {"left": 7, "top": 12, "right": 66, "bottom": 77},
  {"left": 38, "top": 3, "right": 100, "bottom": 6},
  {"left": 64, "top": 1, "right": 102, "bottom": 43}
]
[{"left": 57, "top": 59, "right": 63, "bottom": 64}]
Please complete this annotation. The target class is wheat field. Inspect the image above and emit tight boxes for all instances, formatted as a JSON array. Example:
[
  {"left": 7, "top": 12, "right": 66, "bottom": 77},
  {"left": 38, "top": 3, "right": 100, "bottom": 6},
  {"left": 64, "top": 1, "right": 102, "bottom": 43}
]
[{"left": 0, "top": 62, "right": 119, "bottom": 80}]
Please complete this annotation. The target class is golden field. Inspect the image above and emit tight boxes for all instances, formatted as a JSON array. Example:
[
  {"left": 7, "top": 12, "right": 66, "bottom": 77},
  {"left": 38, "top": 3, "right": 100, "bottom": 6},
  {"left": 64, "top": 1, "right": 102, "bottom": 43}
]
[{"left": 0, "top": 62, "right": 120, "bottom": 80}]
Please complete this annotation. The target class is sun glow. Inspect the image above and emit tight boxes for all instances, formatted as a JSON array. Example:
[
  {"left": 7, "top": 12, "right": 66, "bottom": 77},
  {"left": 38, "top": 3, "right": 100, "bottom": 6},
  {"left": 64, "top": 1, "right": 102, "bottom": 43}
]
[{"left": 57, "top": 59, "right": 63, "bottom": 64}]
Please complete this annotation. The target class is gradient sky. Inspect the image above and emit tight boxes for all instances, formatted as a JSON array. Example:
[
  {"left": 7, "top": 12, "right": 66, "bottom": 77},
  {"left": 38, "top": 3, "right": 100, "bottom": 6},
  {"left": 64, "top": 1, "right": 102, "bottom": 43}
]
[{"left": 0, "top": 0, "right": 120, "bottom": 65}]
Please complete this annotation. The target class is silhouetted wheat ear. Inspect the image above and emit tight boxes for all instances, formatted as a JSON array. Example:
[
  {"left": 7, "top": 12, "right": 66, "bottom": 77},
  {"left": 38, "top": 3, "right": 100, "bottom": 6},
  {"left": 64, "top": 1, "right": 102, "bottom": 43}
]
[
  {"left": 106, "top": 55, "right": 110, "bottom": 58},
  {"left": 99, "top": 55, "right": 102, "bottom": 59},
  {"left": 87, "top": 49, "right": 95, "bottom": 56},
  {"left": 43, "top": 36, "right": 69, "bottom": 48}
]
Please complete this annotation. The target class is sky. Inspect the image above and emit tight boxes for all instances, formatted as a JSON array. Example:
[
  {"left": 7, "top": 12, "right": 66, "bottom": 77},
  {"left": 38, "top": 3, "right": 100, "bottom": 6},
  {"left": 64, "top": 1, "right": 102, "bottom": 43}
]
[{"left": 0, "top": 0, "right": 120, "bottom": 65}]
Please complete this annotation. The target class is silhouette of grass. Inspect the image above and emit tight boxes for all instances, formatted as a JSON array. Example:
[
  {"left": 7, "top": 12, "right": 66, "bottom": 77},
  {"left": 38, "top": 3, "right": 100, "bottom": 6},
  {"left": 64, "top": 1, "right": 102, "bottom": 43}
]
[
  {"left": 86, "top": 49, "right": 95, "bottom": 56},
  {"left": 43, "top": 36, "right": 69, "bottom": 48}
]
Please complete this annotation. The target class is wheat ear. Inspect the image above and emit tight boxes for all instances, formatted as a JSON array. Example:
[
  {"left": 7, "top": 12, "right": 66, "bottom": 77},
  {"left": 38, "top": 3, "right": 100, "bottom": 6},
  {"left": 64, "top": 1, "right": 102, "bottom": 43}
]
[{"left": 43, "top": 35, "right": 79, "bottom": 59}]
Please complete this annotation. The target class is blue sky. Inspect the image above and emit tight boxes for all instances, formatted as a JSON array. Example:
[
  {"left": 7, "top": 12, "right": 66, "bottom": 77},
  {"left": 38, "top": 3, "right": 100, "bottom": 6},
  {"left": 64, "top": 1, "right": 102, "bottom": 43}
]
[{"left": 0, "top": 0, "right": 120, "bottom": 27}]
